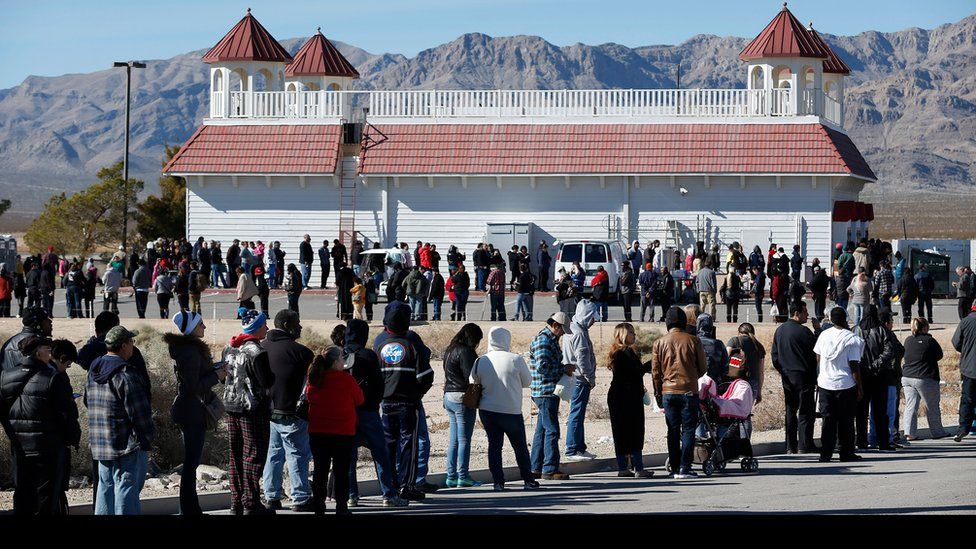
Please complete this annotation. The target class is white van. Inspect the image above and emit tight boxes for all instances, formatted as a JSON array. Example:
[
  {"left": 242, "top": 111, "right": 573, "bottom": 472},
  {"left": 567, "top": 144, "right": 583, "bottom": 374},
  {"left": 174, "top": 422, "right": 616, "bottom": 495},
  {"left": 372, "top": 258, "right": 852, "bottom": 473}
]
[
  {"left": 359, "top": 248, "right": 410, "bottom": 300},
  {"left": 552, "top": 240, "right": 627, "bottom": 297}
]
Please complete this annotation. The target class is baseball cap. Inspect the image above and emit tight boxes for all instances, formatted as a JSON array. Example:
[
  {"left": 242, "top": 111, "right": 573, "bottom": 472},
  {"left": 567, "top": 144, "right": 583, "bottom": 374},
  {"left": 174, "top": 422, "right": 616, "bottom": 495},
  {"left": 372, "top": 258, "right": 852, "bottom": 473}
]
[
  {"left": 104, "top": 326, "right": 139, "bottom": 347},
  {"left": 549, "top": 312, "right": 572, "bottom": 334}
]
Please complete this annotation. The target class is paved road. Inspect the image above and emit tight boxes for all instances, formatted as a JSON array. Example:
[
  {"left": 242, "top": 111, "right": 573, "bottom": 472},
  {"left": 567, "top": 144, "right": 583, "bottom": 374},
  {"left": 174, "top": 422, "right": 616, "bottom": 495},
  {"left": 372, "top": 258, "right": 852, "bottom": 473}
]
[
  {"left": 32, "top": 288, "right": 965, "bottom": 325},
  {"left": 214, "top": 439, "right": 974, "bottom": 515}
]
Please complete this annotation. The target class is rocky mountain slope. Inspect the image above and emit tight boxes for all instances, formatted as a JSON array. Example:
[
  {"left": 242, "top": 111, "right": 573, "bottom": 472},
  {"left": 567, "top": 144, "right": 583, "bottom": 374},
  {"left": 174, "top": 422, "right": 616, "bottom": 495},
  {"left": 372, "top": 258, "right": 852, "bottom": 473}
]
[{"left": 0, "top": 13, "right": 973, "bottom": 228}]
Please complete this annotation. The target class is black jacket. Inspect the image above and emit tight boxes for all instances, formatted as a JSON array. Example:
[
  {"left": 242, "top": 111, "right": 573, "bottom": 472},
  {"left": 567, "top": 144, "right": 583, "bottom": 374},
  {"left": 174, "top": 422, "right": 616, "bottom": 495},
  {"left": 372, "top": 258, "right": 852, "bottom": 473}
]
[
  {"left": 451, "top": 271, "right": 470, "bottom": 292},
  {"left": 618, "top": 270, "right": 635, "bottom": 295},
  {"left": 902, "top": 333, "right": 943, "bottom": 381},
  {"left": 374, "top": 305, "right": 434, "bottom": 403},
  {"left": 263, "top": 329, "right": 314, "bottom": 414},
  {"left": 810, "top": 269, "right": 830, "bottom": 294},
  {"left": 429, "top": 273, "right": 445, "bottom": 301},
  {"left": 1, "top": 328, "right": 45, "bottom": 372},
  {"left": 771, "top": 319, "right": 817, "bottom": 380},
  {"left": 592, "top": 277, "right": 609, "bottom": 302},
  {"left": 443, "top": 344, "right": 478, "bottom": 393},
  {"left": 896, "top": 273, "right": 918, "bottom": 304},
  {"left": 226, "top": 244, "right": 240, "bottom": 267},
  {"left": 0, "top": 356, "right": 80, "bottom": 456},
  {"left": 951, "top": 312, "right": 976, "bottom": 379},
  {"left": 299, "top": 241, "right": 313, "bottom": 265},
  {"left": 389, "top": 268, "right": 409, "bottom": 302},
  {"left": 855, "top": 325, "right": 901, "bottom": 383},
  {"left": 166, "top": 333, "right": 219, "bottom": 426},
  {"left": 343, "top": 319, "right": 384, "bottom": 412},
  {"left": 516, "top": 271, "right": 536, "bottom": 294},
  {"left": 331, "top": 244, "right": 348, "bottom": 265}
]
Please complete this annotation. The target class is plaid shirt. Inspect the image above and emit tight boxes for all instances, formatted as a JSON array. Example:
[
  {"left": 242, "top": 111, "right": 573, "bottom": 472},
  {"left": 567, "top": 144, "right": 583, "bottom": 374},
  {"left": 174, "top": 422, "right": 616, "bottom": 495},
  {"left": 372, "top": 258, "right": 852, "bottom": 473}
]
[
  {"left": 530, "top": 328, "right": 563, "bottom": 398},
  {"left": 486, "top": 268, "right": 506, "bottom": 295},
  {"left": 85, "top": 356, "right": 156, "bottom": 461},
  {"left": 874, "top": 268, "right": 894, "bottom": 297}
]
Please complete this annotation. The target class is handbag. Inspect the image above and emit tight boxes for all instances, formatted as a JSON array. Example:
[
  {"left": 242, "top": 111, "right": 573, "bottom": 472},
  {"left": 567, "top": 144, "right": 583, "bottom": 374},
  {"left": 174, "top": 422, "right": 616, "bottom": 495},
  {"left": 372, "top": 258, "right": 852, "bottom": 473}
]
[
  {"left": 552, "top": 374, "right": 575, "bottom": 402},
  {"left": 200, "top": 390, "right": 225, "bottom": 431},
  {"left": 769, "top": 303, "right": 779, "bottom": 317},
  {"left": 462, "top": 357, "right": 484, "bottom": 409}
]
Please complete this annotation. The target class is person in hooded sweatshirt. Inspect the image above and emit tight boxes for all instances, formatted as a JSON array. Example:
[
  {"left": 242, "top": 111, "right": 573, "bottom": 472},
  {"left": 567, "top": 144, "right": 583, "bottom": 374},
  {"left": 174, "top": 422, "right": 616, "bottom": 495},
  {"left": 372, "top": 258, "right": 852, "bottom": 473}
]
[
  {"left": 166, "top": 310, "right": 226, "bottom": 516},
  {"left": 343, "top": 319, "right": 408, "bottom": 508},
  {"left": 472, "top": 326, "right": 540, "bottom": 491},
  {"left": 374, "top": 302, "right": 435, "bottom": 501},
  {"left": 697, "top": 314, "right": 729, "bottom": 384},
  {"left": 563, "top": 299, "right": 598, "bottom": 461},
  {"left": 221, "top": 309, "right": 275, "bottom": 515},
  {"left": 85, "top": 326, "right": 155, "bottom": 515},
  {"left": 0, "top": 336, "right": 80, "bottom": 515},
  {"left": 813, "top": 307, "right": 865, "bottom": 463}
]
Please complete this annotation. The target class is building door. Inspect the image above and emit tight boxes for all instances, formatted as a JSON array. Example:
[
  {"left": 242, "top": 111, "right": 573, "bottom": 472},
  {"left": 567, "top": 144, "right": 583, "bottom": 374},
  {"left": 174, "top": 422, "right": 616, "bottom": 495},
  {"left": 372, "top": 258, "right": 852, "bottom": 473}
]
[{"left": 486, "top": 223, "right": 531, "bottom": 253}]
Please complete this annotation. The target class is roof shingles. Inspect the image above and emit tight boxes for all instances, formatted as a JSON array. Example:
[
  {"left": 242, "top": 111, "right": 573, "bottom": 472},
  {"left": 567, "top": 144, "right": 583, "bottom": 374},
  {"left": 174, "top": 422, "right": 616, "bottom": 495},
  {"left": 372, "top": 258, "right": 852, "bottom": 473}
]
[{"left": 163, "top": 125, "right": 342, "bottom": 174}]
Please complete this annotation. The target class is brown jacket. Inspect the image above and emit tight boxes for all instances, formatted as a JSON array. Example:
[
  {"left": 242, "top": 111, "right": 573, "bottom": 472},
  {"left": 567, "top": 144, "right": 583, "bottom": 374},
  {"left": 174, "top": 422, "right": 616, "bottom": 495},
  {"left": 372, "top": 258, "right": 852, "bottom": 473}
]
[{"left": 651, "top": 328, "right": 707, "bottom": 396}]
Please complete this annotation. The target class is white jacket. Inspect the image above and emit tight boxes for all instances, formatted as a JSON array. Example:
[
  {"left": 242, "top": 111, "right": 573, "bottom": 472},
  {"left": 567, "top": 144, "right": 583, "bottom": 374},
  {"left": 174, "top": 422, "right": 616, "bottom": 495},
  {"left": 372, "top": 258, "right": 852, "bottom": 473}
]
[{"left": 471, "top": 327, "right": 531, "bottom": 415}]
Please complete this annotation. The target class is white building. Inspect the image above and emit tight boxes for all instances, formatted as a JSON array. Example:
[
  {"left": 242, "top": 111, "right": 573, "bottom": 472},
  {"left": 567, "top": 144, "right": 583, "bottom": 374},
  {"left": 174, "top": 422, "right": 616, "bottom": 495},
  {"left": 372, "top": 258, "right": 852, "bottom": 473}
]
[{"left": 165, "top": 5, "right": 877, "bottom": 282}]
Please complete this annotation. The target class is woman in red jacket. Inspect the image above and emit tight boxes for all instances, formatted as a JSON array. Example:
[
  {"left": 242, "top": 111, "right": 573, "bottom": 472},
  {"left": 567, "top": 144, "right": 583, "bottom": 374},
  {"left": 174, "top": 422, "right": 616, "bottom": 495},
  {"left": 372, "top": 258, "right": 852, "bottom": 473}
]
[
  {"left": 770, "top": 266, "right": 790, "bottom": 323},
  {"left": 306, "top": 346, "right": 364, "bottom": 515},
  {"left": 0, "top": 266, "right": 12, "bottom": 317}
]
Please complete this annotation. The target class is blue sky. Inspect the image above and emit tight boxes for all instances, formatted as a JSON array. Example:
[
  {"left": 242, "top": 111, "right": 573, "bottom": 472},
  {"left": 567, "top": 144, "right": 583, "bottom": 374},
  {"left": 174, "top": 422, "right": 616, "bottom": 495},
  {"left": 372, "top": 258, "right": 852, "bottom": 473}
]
[{"left": 1, "top": 0, "right": 973, "bottom": 89}]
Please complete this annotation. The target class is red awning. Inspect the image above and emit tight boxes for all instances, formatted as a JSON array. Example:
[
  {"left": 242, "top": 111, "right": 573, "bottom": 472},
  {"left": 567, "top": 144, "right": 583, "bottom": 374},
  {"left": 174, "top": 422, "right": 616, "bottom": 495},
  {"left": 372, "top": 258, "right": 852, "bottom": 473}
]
[
  {"left": 863, "top": 202, "right": 874, "bottom": 221},
  {"left": 832, "top": 200, "right": 857, "bottom": 222}
]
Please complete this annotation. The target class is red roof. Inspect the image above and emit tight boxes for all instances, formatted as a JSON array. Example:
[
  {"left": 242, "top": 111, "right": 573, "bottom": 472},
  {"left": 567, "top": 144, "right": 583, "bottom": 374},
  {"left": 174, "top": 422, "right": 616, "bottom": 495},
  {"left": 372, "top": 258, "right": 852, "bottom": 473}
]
[
  {"left": 807, "top": 26, "right": 852, "bottom": 75},
  {"left": 285, "top": 29, "right": 360, "bottom": 78},
  {"left": 163, "top": 125, "right": 342, "bottom": 174},
  {"left": 358, "top": 123, "right": 876, "bottom": 181},
  {"left": 203, "top": 9, "right": 292, "bottom": 64},
  {"left": 740, "top": 4, "right": 829, "bottom": 61}
]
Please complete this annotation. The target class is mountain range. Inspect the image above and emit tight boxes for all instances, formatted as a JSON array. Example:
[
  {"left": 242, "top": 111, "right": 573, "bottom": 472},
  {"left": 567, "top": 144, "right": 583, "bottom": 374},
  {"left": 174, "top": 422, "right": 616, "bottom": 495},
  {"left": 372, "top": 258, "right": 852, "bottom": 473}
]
[{"left": 1, "top": 12, "right": 974, "bottom": 230}]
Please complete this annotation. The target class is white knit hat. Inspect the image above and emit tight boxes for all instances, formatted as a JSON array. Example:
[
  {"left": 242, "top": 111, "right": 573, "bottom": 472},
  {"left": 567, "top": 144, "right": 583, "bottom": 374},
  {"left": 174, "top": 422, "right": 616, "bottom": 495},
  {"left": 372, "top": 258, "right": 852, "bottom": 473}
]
[{"left": 172, "top": 310, "right": 203, "bottom": 336}]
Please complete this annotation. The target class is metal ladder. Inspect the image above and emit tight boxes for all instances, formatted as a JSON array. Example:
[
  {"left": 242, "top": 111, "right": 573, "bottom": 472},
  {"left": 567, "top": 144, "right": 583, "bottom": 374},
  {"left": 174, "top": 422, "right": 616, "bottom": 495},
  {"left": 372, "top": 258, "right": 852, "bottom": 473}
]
[
  {"left": 664, "top": 220, "right": 681, "bottom": 250},
  {"left": 337, "top": 156, "right": 359, "bottom": 252}
]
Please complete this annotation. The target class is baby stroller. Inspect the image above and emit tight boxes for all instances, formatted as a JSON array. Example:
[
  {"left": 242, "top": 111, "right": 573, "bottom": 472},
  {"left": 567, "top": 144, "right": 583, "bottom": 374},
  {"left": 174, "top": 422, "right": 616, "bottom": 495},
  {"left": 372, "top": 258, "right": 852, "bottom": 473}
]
[{"left": 692, "top": 373, "right": 759, "bottom": 476}]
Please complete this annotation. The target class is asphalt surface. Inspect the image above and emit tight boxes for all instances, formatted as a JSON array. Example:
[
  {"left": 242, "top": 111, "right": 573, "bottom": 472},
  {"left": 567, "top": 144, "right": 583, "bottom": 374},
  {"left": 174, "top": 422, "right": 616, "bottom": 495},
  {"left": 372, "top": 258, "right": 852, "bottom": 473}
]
[
  {"left": 33, "top": 287, "right": 965, "bottom": 325},
  {"left": 212, "top": 438, "right": 975, "bottom": 515}
]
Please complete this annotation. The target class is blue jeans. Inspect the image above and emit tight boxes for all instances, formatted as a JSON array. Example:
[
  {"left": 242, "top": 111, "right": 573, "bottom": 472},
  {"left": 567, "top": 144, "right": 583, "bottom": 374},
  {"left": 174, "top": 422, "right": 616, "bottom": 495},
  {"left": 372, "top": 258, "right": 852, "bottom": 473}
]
[
  {"left": 444, "top": 396, "right": 476, "bottom": 480},
  {"left": 515, "top": 293, "right": 534, "bottom": 321},
  {"left": 480, "top": 409, "right": 534, "bottom": 485},
  {"left": 455, "top": 290, "right": 469, "bottom": 315},
  {"left": 95, "top": 450, "right": 148, "bottom": 515},
  {"left": 210, "top": 265, "right": 227, "bottom": 288},
  {"left": 869, "top": 385, "right": 899, "bottom": 446},
  {"left": 476, "top": 268, "right": 488, "bottom": 291},
  {"left": 565, "top": 378, "right": 591, "bottom": 455},
  {"left": 349, "top": 410, "right": 397, "bottom": 499},
  {"left": 530, "top": 396, "right": 561, "bottom": 474},
  {"left": 66, "top": 285, "right": 82, "bottom": 318},
  {"left": 432, "top": 299, "right": 442, "bottom": 321},
  {"left": 850, "top": 303, "right": 865, "bottom": 327},
  {"left": 262, "top": 416, "right": 312, "bottom": 503},
  {"left": 416, "top": 401, "right": 430, "bottom": 485},
  {"left": 267, "top": 264, "right": 277, "bottom": 289},
  {"left": 598, "top": 301, "right": 608, "bottom": 322},
  {"left": 663, "top": 393, "right": 700, "bottom": 473},
  {"left": 300, "top": 262, "right": 311, "bottom": 288},
  {"left": 382, "top": 401, "right": 420, "bottom": 491},
  {"left": 409, "top": 296, "right": 423, "bottom": 320}
]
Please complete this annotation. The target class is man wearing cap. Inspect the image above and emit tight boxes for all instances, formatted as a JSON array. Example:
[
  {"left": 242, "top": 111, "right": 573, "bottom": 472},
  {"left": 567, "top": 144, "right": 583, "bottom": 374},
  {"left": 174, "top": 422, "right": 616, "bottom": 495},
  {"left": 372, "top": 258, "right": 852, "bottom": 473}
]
[
  {"left": 529, "top": 312, "right": 575, "bottom": 480},
  {"left": 1, "top": 306, "right": 53, "bottom": 372},
  {"left": 86, "top": 326, "right": 155, "bottom": 515},
  {"left": 222, "top": 309, "right": 275, "bottom": 515},
  {"left": 374, "top": 302, "right": 435, "bottom": 501},
  {"left": 651, "top": 307, "right": 707, "bottom": 479},
  {"left": 262, "top": 309, "right": 315, "bottom": 512}
]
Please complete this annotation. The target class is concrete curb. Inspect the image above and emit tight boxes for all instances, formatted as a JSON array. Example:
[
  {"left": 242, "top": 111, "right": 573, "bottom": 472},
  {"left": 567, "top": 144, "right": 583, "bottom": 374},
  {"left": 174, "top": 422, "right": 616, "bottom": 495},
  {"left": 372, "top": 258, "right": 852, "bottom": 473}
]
[{"left": 62, "top": 427, "right": 946, "bottom": 515}]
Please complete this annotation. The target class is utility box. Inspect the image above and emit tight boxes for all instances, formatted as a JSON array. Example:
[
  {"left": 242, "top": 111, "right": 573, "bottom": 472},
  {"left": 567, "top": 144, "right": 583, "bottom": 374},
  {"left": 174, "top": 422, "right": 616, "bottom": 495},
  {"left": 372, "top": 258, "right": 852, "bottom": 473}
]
[
  {"left": 0, "top": 235, "right": 17, "bottom": 273},
  {"left": 485, "top": 223, "right": 534, "bottom": 255},
  {"left": 909, "top": 248, "right": 952, "bottom": 297}
]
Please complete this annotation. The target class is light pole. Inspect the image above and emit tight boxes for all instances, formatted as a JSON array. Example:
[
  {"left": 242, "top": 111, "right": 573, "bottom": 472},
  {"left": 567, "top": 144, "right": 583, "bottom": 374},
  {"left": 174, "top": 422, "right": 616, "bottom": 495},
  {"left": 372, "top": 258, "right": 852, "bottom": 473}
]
[{"left": 113, "top": 60, "right": 146, "bottom": 261}]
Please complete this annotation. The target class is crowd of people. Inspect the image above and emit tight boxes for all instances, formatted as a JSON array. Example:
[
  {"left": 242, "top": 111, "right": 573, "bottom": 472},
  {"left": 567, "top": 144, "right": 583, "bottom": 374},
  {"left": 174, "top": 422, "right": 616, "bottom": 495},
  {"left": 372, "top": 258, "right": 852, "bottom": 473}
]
[{"left": 0, "top": 283, "right": 973, "bottom": 515}]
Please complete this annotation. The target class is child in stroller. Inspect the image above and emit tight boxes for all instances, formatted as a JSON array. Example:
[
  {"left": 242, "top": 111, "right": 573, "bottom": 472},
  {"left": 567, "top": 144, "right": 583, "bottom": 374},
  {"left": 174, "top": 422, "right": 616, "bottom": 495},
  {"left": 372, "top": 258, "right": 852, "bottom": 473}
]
[{"left": 691, "top": 352, "right": 759, "bottom": 475}]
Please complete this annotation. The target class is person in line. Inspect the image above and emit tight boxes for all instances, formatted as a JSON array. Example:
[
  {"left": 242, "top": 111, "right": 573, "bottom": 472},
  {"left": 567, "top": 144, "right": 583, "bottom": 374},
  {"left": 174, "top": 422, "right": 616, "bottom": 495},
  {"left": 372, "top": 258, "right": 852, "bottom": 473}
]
[
  {"left": 538, "top": 242, "right": 552, "bottom": 292},
  {"left": 473, "top": 326, "right": 540, "bottom": 491},
  {"left": 254, "top": 265, "right": 270, "bottom": 315},
  {"left": 656, "top": 266, "right": 675, "bottom": 321},
  {"left": 697, "top": 314, "right": 729, "bottom": 384},
  {"left": 564, "top": 300, "right": 598, "bottom": 461},
  {"left": 894, "top": 266, "right": 917, "bottom": 325},
  {"left": 619, "top": 262, "right": 636, "bottom": 322},
  {"left": 809, "top": 264, "right": 830, "bottom": 321},
  {"left": 102, "top": 264, "right": 121, "bottom": 315},
  {"left": 226, "top": 239, "right": 241, "bottom": 289},
  {"left": 153, "top": 266, "right": 176, "bottom": 319},
  {"left": 343, "top": 319, "right": 407, "bottom": 508},
  {"left": 591, "top": 266, "right": 610, "bottom": 322},
  {"left": 954, "top": 266, "right": 974, "bottom": 320},
  {"left": 651, "top": 307, "right": 707, "bottom": 478},
  {"left": 188, "top": 261, "right": 208, "bottom": 314},
  {"left": 486, "top": 263, "right": 507, "bottom": 321},
  {"left": 771, "top": 266, "right": 790, "bottom": 323},
  {"left": 451, "top": 264, "right": 470, "bottom": 321},
  {"left": 695, "top": 260, "right": 717, "bottom": 319},
  {"left": 284, "top": 263, "right": 303, "bottom": 316},
  {"left": 473, "top": 244, "right": 489, "bottom": 292},
  {"left": 951, "top": 302, "right": 976, "bottom": 442},
  {"left": 130, "top": 259, "right": 150, "bottom": 319},
  {"left": 846, "top": 270, "right": 872, "bottom": 328},
  {"left": 751, "top": 265, "right": 766, "bottom": 323},
  {"left": 726, "top": 322, "right": 765, "bottom": 438},
  {"left": 262, "top": 309, "right": 315, "bottom": 512},
  {"left": 86, "top": 326, "right": 155, "bottom": 515},
  {"left": 507, "top": 245, "right": 520, "bottom": 288},
  {"left": 915, "top": 264, "right": 935, "bottom": 324},
  {"left": 682, "top": 304, "right": 701, "bottom": 336},
  {"left": 442, "top": 323, "right": 484, "bottom": 488},
  {"left": 221, "top": 309, "right": 275, "bottom": 515},
  {"left": 376, "top": 302, "right": 435, "bottom": 501},
  {"left": 429, "top": 268, "right": 445, "bottom": 321},
  {"left": 63, "top": 263, "right": 84, "bottom": 319},
  {"left": 0, "top": 266, "right": 13, "bottom": 318},
  {"left": 813, "top": 307, "right": 864, "bottom": 462},
  {"left": 901, "top": 318, "right": 948, "bottom": 441},
  {"left": 351, "top": 276, "right": 366, "bottom": 320},
  {"left": 210, "top": 241, "right": 227, "bottom": 289},
  {"left": 771, "top": 302, "right": 819, "bottom": 453},
  {"left": 299, "top": 234, "right": 314, "bottom": 290},
  {"left": 720, "top": 269, "right": 741, "bottom": 323},
  {"left": 606, "top": 323, "right": 654, "bottom": 478},
  {"left": 167, "top": 310, "right": 226, "bottom": 516},
  {"left": 874, "top": 261, "right": 895, "bottom": 312},
  {"left": 852, "top": 305, "right": 899, "bottom": 452},
  {"left": 0, "top": 336, "right": 80, "bottom": 515},
  {"left": 174, "top": 264, "right": 190, "bottom": 312},
  {"left": 1, "top": 307, "right": 53, "bottom": 372},
  {"left": 529, "top": 313, "right": 574, "bottom": 480},
  {"left": 514, "top": 263, "right": 536, "bottom": 322},
  {"left": 318, "top": 240, "right": 330, "bottom": 289},
  {"left": 305, "top": 347, "right": 364, "bottom": 515},
  {"left": 403, "top": 266, "right": 427, "bottom": 321},
  {"left": 331, "top": 238, "right": 348, "bottom": 282},
  {"left": 639, "top": 263, "right": 658, "bottom": 323}
]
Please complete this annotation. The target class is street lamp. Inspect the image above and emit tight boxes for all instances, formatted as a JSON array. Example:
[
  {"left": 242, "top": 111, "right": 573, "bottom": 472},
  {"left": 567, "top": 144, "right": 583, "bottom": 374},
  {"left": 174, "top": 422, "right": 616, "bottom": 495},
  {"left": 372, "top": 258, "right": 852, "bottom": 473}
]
[{"left": 113, "top": 60, "right": 146, "bottom": 263}]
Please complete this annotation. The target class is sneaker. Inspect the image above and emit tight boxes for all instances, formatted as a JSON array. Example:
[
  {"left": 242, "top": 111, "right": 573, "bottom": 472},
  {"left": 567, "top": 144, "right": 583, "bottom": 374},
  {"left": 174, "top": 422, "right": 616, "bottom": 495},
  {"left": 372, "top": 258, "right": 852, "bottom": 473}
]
[
  {"left": 635, "top": 469, "right": 655, "bottom": 479},
  {"left": 493, "top": 483, "right": 507, "bottom": 492},
  {"left": 564, "top": 453, "right": 588, "bottom": 462},
  {"left": 290, "top": 500, "right": 316, "bottom": 513},
  {"left": 542, "top": 471, "right": 571, "bottom": 480},
  {"left": 262, "top": 499, "right": 282, "bottom": 511},
  {"left": 954, "top": 431, "right": 968, "bottom": 442},
  {"left": 839, "top": 454, "right": 863, "bottom": 462},
  {"left": 382, "top": 496, "right": 409, "bottom": 508},
  {"left": 530, "top": 471, "right": 542, "bottom": 479},
  {"left": 400, "top": 488, "right": 426, "bottom": 502},
  {"left": 617, "top": 470, "right": 635, "bottom": 478},
  {"left": 673, "top": 470, "right": 698, "bottom": 479},
  {"left": 348, "top": 496, "right": 359, "bottom": 508},
  {"left": 576, "top": 450, "right": 597, "bottom": 460},
  {"left": 420, "top": 482, "right": 440, "bottom": 494},
  {"left": 523, "top": 480, "right": 541, "bottom": 490},
  {"left": 456, "top": 477, "right": 483, "bottom": 488},
  {"left": 444, "top": 478, "right": 458, "bottom": 488}
]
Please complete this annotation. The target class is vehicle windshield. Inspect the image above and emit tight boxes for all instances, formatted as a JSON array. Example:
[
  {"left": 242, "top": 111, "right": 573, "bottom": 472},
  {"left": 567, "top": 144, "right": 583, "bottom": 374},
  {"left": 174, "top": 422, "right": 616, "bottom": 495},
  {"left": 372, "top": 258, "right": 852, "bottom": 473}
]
[
  {"left": 560, "top": 243, "right": 608, "bottom": 264},
  {"left": 585, "top": 244, "right": 608, "bottom": 263}
]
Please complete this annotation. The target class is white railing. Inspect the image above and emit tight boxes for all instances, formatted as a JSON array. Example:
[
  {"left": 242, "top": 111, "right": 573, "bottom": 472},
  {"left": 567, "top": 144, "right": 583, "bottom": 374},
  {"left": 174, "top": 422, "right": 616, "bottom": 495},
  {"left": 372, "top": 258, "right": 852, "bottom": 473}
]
[
  {"left": 207, "top": 88, "right": 841, "bottom": 125},
  {"left": 824, "top": 94, "right": 842, "bottom": 126}
]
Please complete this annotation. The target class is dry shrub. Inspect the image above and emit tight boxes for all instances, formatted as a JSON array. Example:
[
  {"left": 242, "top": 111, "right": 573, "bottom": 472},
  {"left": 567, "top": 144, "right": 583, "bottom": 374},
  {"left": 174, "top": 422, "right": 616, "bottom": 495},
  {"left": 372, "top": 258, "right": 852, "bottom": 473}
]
[
  {"left": 298, "top": 327, "right": 332, "bottom": 355},
  {"left": 751, "top": 373, "right": 786, "bottom": 432},
  {"left": 586, "top": 401, "right": 611, "bottom": 420},
  {"left": 417, "top": 324, "right": 461, "bottom": 359}
]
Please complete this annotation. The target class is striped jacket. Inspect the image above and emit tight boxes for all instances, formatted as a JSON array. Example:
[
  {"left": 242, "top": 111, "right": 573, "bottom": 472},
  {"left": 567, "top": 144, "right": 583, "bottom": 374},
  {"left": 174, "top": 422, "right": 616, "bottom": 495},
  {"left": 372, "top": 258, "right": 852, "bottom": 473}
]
[{"left": 530, "top": 328, "right": 564, "bottom": 398}]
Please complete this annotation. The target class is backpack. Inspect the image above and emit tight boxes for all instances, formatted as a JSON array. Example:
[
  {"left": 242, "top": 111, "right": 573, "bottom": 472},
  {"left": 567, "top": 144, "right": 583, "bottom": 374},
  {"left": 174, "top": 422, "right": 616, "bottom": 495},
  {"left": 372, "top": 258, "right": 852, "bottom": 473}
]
[{"left": 222, "top": 342, "right": 261, "bottom": 413}]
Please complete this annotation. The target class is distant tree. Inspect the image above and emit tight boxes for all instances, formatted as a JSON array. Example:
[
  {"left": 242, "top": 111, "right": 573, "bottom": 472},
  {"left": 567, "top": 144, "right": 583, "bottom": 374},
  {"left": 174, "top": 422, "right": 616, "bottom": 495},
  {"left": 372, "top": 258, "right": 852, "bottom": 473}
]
[
  {"left": 24, "top": 162, "right": 144, "bottom": 256},
  {"left": 0, "top": 199, "right": 10, "bottom": 218},
  {"left": 135, "top": 144, "right": 186, "bottom": 241}
]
